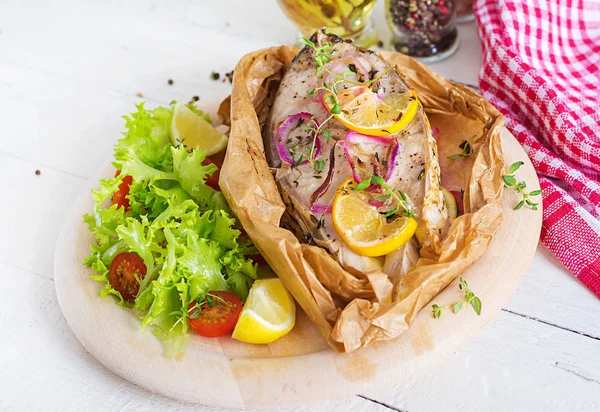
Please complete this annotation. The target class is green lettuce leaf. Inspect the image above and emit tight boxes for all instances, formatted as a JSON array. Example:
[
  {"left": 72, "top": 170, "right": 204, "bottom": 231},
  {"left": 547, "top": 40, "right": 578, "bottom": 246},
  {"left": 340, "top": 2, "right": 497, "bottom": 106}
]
[
  {"left": 221, "top": 249, "right": 257, "bottom": 302},
  {"left": 118, "top": 103, "right": 173, "bottom": 170},
  {"left": 114, "top": 146, "right": 176, "bottom": 182},
  {"left": 84, "top": 101, "right": 259, "bottom": 358},
  {"left": 209, "top": 210, "right": 240, "bottom": 250}
]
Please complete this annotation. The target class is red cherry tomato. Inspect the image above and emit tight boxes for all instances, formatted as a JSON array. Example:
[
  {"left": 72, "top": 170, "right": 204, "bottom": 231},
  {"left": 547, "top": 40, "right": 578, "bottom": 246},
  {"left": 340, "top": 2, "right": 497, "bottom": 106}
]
[
  {"left": 202, "top": 157, "right": 221, "bottom": 191},
  {"left": 188, "top": 291, "right": 242, "bottom": 338},
  {"left": 108, "top": 252, "right": 147, "bottom": 301},
  {"left": 113, "top": 170, "right": 133, "bottom": 210}
]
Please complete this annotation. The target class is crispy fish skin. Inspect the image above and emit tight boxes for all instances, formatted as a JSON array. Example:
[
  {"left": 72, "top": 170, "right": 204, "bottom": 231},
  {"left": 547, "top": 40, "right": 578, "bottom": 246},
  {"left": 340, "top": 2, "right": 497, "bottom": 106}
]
[{"left": 264, "top": 31, "right": 447, "bottom": 275}]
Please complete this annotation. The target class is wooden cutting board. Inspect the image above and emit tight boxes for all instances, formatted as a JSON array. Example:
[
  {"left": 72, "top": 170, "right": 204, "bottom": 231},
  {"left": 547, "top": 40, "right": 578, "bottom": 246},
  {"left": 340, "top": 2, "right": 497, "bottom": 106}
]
[{"left": 54, "top": 128, "right": 541, "bottom": 408}]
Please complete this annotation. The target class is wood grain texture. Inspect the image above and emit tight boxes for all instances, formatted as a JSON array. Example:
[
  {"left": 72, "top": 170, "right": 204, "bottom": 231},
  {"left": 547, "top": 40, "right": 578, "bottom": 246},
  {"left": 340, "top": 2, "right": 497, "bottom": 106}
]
[
  {"left": 0, "top": 262, "right": 387, "bottom": 412},
  {"left": 53, "top": 129, "right": 541, "bottom": 408},
  {"left": 1, "top": 0, "right": 599, "bottom": 410},
  {"left": 368, "top": 310, "right": 600, "bottom": 411}
]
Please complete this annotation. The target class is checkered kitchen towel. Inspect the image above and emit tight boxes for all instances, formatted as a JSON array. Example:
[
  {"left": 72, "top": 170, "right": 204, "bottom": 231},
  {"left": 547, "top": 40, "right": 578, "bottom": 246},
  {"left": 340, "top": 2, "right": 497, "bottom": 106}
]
[{"left": 474, "top": 0, "right": 600, "bottom": 297}]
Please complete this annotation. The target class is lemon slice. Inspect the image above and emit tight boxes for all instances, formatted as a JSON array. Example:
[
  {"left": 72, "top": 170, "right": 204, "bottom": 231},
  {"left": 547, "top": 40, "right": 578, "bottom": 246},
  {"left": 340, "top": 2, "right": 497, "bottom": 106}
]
[
  {"left": 332, "top": 179, "right": 418, "bottom": 257},
  {"left": 171, "top": 103, "right": 228, "bottom": 155},
  {"left": 232, "top": 278, "right": 296, "bottom": 344},
  {"left": 442, "top": 187, "right": 459, "bottom": 219},
  {"left": 324, "top": 88, "right": 419, "bottom": 137}
]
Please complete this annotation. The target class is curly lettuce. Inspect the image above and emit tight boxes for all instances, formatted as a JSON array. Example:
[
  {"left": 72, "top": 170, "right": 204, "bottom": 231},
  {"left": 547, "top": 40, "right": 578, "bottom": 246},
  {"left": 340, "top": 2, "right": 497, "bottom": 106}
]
[{"left": 83, "top": 102, "right": 257, "bottom": 357}]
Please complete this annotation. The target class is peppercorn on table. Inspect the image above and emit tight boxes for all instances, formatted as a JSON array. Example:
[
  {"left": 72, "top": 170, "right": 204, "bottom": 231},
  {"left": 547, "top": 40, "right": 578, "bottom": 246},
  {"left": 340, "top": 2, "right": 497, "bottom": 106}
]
[{"left": 1, "top": 1, "right": 599, "bottom": 411}]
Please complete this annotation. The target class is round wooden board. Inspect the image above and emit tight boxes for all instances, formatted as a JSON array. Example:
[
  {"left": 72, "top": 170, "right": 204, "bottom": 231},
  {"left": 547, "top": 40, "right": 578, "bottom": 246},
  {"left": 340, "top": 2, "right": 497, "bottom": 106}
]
[{"left": 54, "top": 128, "right": 541, "bottom": 409}]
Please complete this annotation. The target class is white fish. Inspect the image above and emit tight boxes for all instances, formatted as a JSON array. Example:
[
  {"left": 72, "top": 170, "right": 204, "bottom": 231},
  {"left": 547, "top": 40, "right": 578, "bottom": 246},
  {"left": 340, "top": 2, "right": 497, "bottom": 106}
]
[{"left": 264, "top": 31, "right": 447, "bottom": 275}]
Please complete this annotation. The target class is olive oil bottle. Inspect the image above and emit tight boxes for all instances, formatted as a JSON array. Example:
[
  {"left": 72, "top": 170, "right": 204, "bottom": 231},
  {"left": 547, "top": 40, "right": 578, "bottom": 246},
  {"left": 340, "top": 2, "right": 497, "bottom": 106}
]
[{"left": 277, "top": 0, "right": 378, "bottom": 47}]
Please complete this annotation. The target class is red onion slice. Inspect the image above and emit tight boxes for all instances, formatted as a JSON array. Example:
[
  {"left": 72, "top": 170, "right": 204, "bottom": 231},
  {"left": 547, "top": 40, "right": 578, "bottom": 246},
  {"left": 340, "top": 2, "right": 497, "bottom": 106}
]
[
  {"left": 275, "top": 112, "right": 321, "bottom": 165},
  {"left": 385, "top": 139, "right": 401, "bottom": 182},
  {"left": 309, "top": 143, "right": 338, "bottom": 210},
  {"left": 368, "top": 199, "right": 386, "bottom": 208},
  {"left": 310, "top": 202, "right": 333, "bottom": 214},
  {"left": 338, "top": 141, "right": 362, "bottom": 182},
  {"left": 339, "top": 141, "right": 382, "bottom": 183}
]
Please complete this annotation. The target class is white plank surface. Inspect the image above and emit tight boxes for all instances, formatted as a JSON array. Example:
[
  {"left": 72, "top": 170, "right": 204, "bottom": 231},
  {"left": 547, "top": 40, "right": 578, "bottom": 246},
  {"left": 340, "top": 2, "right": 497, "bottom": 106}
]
[{"left": 1, "top": 0, "right": 599, "bottom": 411}]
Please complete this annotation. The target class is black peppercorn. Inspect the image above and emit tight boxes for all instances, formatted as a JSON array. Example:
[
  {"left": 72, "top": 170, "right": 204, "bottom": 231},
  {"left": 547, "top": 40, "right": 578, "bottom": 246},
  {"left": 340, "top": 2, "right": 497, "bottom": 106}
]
[{"left": 386, "top": 0, "right": 458, "bottom": 60}]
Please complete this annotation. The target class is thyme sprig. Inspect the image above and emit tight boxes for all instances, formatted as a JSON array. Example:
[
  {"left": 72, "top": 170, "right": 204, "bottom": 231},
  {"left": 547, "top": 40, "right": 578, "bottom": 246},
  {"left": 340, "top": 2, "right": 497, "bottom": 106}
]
[
  {"left": 167, "top": 291, "right": 228, "bottom": 332},
  {"left": 502, "top": 161, "right": 543, "bottom": 210},
  {"left": 298, "top": 35, "right": 392, "bottom": 172},
  {"left": 447, "top": 140, "right": 474, "bottom": 160},
  {"left": 299, "top": 36, "right": 338, "bottom": 167},
  {"left": 188, "top": 291, "right": 228, "bottom": 319},
  {"left": 432, "top": 277, "right": 482, "bottom": 319},
  {"left": 352, "top": 167, "right": 415, "bottom": 218}
]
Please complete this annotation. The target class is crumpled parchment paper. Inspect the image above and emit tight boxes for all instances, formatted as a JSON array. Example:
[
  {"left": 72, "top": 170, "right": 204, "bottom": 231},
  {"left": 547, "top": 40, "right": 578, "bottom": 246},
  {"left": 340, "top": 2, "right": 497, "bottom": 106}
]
[{"left": 218, "top": 46, "right": 505, "bottom": 352}]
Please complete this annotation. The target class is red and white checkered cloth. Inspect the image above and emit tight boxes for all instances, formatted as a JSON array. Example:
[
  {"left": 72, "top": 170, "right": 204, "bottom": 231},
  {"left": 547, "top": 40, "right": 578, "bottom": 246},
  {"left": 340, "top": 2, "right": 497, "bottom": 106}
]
[{"left": 474, "top": 0, "right": 600, "bottom": 298}]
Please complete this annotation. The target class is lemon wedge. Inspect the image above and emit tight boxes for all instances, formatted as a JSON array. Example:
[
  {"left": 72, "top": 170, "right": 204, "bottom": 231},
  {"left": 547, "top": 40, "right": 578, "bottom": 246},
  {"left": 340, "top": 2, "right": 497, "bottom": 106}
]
[
  {"left": 332, "top": 179, "right": 418, "bottom": 257},
  {"left": 171, "top": 103, "right": 228, "bottom": 155},
  {"left": 232, "top": 278, "right": 296, "bottom": 344},
  {"left": 324, "top": 88, "right": 419, "bottom": 137}
]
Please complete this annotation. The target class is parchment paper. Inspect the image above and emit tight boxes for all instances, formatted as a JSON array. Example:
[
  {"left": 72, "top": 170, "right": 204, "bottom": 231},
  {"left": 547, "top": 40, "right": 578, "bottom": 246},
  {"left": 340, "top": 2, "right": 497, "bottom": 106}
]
[{"left": 219, "top": 46, "right": 506, "bottom": 352}]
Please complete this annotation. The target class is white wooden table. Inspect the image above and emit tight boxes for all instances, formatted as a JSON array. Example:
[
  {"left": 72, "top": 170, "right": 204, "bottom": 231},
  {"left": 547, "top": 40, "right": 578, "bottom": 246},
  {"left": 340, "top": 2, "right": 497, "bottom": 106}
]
[{"left": 1, "top": 1, "right": 599, "bottom": 411}]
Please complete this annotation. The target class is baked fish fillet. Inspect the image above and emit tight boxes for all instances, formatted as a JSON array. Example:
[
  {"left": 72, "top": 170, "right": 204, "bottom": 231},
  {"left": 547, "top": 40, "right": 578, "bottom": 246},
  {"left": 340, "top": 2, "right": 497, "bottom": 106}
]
[{"left": 264, "top": 31, "right": 447, "bottom": 275}]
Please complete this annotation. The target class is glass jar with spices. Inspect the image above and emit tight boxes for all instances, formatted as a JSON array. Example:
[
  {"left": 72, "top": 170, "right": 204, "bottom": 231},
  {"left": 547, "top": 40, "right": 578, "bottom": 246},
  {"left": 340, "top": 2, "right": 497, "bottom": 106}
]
[{"left": 385, "top": 0, "right": 459, "bottom": 62}]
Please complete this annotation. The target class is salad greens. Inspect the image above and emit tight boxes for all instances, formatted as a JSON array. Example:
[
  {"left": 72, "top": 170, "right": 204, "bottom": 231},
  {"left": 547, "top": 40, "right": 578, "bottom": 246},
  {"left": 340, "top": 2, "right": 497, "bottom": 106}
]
[{"left": 83, "top": 102, "right": 257, "bottom": 357}]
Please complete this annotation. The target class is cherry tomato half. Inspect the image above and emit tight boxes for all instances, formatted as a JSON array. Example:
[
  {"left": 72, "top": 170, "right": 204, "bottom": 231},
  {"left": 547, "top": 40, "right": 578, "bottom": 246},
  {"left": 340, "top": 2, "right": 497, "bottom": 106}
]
[
  {"left": 113, "top": 170, "right": 133, "bottom": 210},
  {"left": 108, "top": 252, "right": 147, "bottom": 301},
  {"left": 188, "top": 291, "right": 242, "bottom": 338},
  {"left": 202, "top": 157, "right": 221, "bottom": 191}
]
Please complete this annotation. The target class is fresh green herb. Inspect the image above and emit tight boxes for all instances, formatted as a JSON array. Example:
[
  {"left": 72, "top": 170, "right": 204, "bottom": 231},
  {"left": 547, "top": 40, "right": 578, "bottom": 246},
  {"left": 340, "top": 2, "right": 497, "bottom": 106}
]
[
  {"left": 301, "top": 116, "right": 327, "bottom": 170},
  {"left": 314, "top": 158, "right": 325, "bottom": 172},
  {"left": 289, "top": 144, "right": 310, "bottom": 166},
  {"left": 352, "top": 168, "right": 414, "bottom": 218},
  {"left": 432, "top": 278, "right": 482, "bottom": 319},
  {"left": 189, "top": 291, "right": 228, "bottom": 319},
  {"left": 502, "top": 161, "right": 542, "bottom": 210},
  {"left": 353, "top": 179, "right": 371, "bottom": 191},
  {"left": 447, "top": 140, "right": 474, "bottom": 160},
  {"left": 300, "top": 36, "right": 391, "bottom": 172}
]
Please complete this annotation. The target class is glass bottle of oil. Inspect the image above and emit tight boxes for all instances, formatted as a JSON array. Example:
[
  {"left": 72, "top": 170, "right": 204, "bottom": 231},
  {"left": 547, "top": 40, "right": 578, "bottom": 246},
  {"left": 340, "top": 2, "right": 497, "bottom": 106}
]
[{"left": 277, "top": 0, "right": 379, "bottom": 47}]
